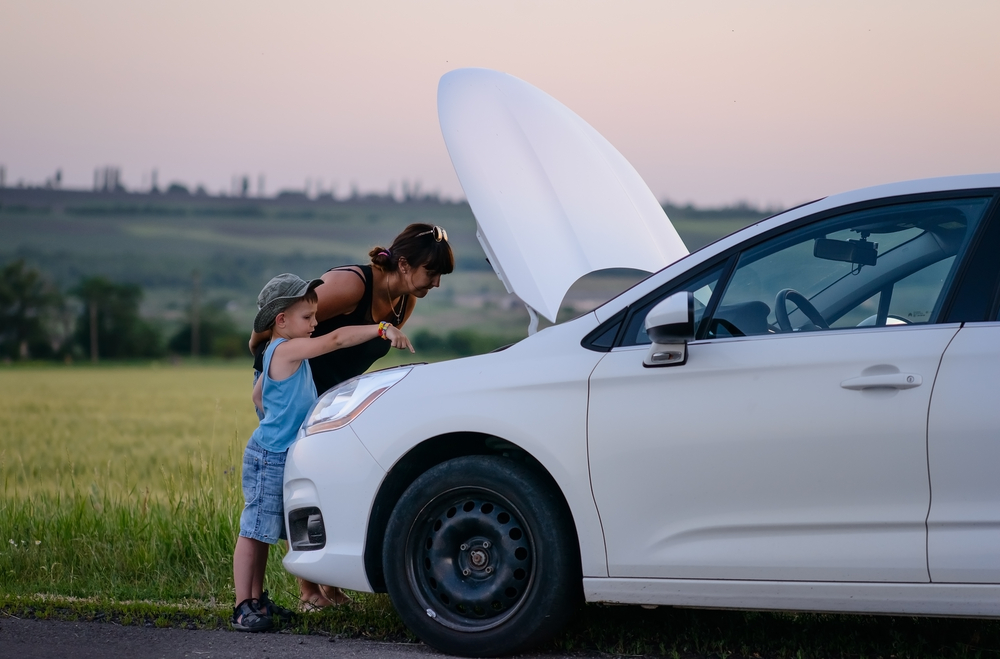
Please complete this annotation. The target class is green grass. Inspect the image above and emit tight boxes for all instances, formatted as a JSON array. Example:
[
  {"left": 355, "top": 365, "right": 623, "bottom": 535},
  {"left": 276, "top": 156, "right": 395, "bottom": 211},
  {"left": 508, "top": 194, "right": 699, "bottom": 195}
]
[
  {"left": 0, "top": 486, "right": 408, "bottom": 638},
  {"left": 0, "top": 363, "right": 408, "bottom": 634},
  {"left": 6, "top": 364, "right": 1000, "bottom": 656},
  {"left": 0, "top": 364, "right": 255, "bottom": 495}
]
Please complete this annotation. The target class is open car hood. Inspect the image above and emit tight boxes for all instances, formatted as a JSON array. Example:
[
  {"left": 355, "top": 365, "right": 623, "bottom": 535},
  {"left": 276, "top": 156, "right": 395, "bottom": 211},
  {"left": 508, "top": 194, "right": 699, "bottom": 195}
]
[{"left": 438, "top": 68, "right": 688, "bottom": 323}]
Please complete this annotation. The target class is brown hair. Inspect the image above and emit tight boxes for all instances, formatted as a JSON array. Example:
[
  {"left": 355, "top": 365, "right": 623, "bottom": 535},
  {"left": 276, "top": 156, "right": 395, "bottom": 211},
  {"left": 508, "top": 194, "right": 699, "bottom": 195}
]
[
  {"left": 300, "top": 288, "right": 319, "bottom": 305},
  {"left": 369, "top": 223, "right": 455, "bottom": 275},
  {"left": 273, "top": 288, "right": 318, "bottom": 326}
]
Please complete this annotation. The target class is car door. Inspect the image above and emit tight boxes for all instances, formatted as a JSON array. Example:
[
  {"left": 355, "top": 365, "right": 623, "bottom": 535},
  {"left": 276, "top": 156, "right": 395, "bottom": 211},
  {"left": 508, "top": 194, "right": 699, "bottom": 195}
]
[
  {"left": 588, "top": 194, "right": 993, "bottom": 582},
  {"left": 925, "top": 206, "right": 1000, "bottom": 583}
]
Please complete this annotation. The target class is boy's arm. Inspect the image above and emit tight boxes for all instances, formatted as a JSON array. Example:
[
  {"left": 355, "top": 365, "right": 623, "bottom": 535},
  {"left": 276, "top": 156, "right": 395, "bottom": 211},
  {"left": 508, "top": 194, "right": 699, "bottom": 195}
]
[
  {"left": 275, "top": 324, "right": 414, "bottom": 365},
  {"left": 252, "top": 374, "right": 263, "bottom": 413}
]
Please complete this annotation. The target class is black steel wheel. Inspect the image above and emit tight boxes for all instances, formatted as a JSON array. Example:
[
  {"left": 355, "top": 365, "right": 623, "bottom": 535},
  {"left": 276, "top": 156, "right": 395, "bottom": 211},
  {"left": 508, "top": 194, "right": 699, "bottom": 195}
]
[{"left": 383, "top": 455, "right": 581, "bottom": 657}]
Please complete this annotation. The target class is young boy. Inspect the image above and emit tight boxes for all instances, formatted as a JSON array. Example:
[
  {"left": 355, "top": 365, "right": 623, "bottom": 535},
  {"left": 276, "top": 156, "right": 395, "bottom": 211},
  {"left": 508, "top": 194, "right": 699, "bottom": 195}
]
[{"left": 233, "top": 273, "right": 412, "bottom": 632}]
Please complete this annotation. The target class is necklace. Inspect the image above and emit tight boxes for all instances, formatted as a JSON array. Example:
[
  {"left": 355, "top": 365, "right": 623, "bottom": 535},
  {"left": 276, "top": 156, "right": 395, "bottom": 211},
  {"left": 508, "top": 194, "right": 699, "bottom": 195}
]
[{"left": 385, "top": 274, "right": 404, "bottom": 324}]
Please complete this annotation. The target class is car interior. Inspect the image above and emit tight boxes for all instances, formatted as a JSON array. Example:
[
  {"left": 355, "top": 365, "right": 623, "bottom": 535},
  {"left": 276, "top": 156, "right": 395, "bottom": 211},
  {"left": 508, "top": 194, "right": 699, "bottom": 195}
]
[
  {"left": 612, "top": 196, "right": 993, "bottom": 347},
  {"left": 709, "top": 202, "right": 985, "bottom": 337}
]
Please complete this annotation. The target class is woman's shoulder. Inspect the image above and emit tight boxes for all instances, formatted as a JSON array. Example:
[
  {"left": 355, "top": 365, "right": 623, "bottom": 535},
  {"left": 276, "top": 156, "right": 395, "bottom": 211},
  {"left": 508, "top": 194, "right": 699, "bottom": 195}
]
[
  {"left": 322, "top": 265, "right": 367, "bottom": 284},
  {"left": 317, "top": 266, "right": 368, "bottom": 318},
  {"left": 320, "top": 267, "right": 367, "bottom": 292}
]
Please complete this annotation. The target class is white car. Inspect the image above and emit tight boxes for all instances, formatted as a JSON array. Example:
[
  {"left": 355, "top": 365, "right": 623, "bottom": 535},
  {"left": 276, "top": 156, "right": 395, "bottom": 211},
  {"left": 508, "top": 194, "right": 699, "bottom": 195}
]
[{"left": 283, "top": 69, "right": 1000, "bottom": 657}]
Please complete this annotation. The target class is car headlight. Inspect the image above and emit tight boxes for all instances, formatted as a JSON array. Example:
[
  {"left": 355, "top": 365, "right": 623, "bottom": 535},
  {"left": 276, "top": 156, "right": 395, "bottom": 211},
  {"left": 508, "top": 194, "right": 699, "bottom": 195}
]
[{"left": 303, "top": 367, "right": 412, "bottom": 435}]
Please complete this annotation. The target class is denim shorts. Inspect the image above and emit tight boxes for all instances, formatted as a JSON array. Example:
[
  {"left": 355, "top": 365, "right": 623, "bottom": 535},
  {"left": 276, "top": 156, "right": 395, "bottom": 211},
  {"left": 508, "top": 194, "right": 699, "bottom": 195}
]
[{"left": 238, "top": 437, "right": 287, "bottom": 544}]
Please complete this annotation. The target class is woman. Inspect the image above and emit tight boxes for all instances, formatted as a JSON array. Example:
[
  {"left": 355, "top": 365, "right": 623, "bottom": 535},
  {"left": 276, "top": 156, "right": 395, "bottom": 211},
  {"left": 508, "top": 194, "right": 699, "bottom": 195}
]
[
  {"left": 306, "top": 222, "right": 453, "bottom": 394},
  {"left": 249, "top": 222, "right": 454, "bottom": 608}
]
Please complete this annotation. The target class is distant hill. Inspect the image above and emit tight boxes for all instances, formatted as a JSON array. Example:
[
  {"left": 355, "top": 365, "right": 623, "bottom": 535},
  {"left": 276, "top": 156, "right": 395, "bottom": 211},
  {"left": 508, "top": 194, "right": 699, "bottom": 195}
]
[{"left": 0, "top": 187, "right": 776, "bottom": 335}]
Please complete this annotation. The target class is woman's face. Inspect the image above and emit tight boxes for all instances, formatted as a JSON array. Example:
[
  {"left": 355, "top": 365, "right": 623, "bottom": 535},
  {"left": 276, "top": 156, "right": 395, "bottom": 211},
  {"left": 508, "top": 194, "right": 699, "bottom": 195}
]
[{"left": 404, "top": 264, "right": 442, "bottom": 298}]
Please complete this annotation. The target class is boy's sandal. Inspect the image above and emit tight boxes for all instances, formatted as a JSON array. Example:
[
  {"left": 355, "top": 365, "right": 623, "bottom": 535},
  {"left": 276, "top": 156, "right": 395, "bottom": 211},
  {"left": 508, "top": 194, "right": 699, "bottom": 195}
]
[
  {"left": 231, "top": 598, "right": 273, "bottom": 633},
  {"left": 259, "top": 590, "right": 294, "bottom": 623}
]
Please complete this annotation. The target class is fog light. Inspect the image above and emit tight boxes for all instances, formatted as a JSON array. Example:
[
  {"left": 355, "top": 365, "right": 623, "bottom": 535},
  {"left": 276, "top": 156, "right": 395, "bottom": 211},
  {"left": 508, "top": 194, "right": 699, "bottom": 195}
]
[{"left": 288, "top": 506, "right": 326, "bottom": 551}]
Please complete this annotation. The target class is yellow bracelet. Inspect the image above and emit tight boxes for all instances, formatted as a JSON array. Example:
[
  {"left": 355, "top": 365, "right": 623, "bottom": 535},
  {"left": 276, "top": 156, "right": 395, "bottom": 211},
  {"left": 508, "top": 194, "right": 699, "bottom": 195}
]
[{"left": 378, "top": 321, "right": 390, "bottom": 340}]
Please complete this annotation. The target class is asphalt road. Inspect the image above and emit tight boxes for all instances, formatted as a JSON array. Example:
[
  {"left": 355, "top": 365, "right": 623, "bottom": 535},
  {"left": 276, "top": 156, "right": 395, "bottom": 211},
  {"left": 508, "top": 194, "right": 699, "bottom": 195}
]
[{"left": 0, "top": 617, "right": 605, "bottom": 659}]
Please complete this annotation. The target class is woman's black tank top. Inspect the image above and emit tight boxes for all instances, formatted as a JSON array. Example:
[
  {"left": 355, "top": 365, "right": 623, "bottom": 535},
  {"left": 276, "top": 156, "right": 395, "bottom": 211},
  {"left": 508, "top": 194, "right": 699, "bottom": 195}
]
[{"left": 308, "top": 265, "right": 399, "bottom": 394}]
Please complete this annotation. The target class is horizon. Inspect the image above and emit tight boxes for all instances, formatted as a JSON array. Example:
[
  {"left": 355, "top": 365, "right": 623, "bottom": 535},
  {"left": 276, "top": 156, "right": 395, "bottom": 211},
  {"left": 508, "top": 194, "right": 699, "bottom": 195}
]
[
  {"left": 0, "top": 176, "right": 785, "bottom": 213},
  {"left": 0, "top": 177, "right": 784, "bottom": 215}
]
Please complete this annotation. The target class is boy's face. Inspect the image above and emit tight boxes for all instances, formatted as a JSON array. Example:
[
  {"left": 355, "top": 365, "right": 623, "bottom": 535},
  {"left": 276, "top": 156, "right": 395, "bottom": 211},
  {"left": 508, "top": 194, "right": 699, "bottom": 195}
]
[{"left": 276, "top": 298, "right": 318, "bottom": 338}]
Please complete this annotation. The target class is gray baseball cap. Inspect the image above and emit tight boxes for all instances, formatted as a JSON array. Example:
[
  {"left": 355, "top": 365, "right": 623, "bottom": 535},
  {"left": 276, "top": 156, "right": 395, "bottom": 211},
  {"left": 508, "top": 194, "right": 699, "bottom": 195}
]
[{"left": 253, "top": 273, "right": 324, "bottom": 333}]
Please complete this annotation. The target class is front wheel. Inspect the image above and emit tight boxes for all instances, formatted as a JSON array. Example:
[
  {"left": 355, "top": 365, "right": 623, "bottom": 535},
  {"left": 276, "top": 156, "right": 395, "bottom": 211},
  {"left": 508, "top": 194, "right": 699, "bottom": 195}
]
[{"left": 383, "top": 455, "right": 581, "bottom": 657}]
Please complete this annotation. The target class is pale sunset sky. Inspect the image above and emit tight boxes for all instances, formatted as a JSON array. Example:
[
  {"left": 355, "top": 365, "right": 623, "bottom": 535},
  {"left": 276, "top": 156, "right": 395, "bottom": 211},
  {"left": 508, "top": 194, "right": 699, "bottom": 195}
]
[{"left": 2, "top": 0, "right": 998, "bottom": 207}]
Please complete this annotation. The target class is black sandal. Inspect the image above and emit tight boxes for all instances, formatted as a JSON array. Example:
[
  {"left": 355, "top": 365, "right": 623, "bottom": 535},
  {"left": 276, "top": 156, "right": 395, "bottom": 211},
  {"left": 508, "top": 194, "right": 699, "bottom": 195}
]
[
  {"left": 231, "top": 597, "right": 273, "bottom": 632},
  {"left": 259, "top": 590, "right": 294, "bottom": 623}
]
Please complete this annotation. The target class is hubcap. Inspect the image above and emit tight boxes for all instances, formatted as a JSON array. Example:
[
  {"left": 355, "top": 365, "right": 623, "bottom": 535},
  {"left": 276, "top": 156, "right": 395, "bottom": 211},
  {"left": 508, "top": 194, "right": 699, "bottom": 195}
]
[
  {"left": 406, "top": 489, "right": 534, "bottom": 631},
  {"left": 469, "top": 547, "right": 488, "bottom": 569}
]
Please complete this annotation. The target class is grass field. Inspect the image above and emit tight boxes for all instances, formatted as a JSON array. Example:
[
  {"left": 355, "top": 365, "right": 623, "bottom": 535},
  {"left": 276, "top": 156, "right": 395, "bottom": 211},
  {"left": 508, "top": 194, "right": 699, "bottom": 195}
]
[
  {"left": 0, "top": 365, "right": 261, "bottom": 598},
  {"left": 4, "top": 364, "right": 1000, "bottom": 657},
  {"left": 1, "top": 364, "right": 252, "bottom": 495}
]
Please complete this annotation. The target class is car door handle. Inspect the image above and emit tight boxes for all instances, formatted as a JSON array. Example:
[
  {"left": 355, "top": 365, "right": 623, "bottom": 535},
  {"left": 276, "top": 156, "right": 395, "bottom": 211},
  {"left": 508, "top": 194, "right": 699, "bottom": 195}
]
[{"left": 840, "top": 373, "right": 922, "bottom": 390}]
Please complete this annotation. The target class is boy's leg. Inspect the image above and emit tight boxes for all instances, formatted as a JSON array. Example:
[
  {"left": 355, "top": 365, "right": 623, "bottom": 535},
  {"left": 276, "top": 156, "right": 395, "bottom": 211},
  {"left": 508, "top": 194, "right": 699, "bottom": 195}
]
[
  {"left": 235, "top": 438, "right": 285, "bottom": 602},
  {"left": 233, "top": 535, "right": 269, "bottom": 605},
  {"left": 252, "top": 537, "right": 269, "bottom": 599},
  {"left": 232, "top": 536, "right": 273, "bottom": 632}
]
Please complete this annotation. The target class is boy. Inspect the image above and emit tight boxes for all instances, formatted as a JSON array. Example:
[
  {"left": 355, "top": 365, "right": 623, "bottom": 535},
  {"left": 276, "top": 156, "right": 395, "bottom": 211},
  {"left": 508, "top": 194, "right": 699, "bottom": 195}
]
[{"left": 233, "top": 273, "right": 412, "bottom": 632}]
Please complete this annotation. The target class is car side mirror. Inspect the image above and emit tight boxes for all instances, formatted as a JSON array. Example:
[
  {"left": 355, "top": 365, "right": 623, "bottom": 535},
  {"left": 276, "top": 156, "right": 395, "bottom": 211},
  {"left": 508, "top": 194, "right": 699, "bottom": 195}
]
[{"left": 643, "top": 291, "right": 694, "bottom": 367}]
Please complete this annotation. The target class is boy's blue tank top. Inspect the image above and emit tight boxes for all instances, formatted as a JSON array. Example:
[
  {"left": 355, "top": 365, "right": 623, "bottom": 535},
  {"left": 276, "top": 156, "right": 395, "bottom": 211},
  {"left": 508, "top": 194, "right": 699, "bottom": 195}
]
[{"left": 250, "top": 338, "right": 318, "bottom": 452}]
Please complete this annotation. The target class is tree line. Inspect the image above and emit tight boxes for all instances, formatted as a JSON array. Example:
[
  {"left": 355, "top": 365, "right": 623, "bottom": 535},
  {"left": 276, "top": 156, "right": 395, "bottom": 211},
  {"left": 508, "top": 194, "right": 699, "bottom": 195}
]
[{"left": 0, "top": 260, "right": 244, "bottom": 362}]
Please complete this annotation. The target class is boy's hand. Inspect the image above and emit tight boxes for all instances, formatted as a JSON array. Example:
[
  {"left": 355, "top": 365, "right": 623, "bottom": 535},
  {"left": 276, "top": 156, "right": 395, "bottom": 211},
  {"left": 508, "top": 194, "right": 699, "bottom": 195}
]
[{"left": 385, "top": 325, "right": 415, "bottom": 353}]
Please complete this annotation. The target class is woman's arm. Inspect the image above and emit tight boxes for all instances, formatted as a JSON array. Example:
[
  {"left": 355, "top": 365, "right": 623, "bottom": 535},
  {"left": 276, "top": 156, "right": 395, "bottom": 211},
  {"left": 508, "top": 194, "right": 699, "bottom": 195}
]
[{"left": 249, "top": 328, "right": 271, "bottom": 355}]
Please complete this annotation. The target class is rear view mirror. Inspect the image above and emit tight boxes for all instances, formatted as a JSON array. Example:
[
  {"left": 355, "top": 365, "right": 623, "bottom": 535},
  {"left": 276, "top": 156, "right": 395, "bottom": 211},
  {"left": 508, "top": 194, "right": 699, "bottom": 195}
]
[
  {"left": 643, "top": 291, "right": 694, "bottom": 368},
  {"left": 814, "top": 238, "right": 877, "bottom": 266}
]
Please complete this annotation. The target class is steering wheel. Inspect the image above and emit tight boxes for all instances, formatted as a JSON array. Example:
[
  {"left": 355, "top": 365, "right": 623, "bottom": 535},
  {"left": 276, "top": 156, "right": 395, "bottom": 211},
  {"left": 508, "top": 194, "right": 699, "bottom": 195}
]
[{"left": 774, "top": 288, "right": 829, "bottom": 332}]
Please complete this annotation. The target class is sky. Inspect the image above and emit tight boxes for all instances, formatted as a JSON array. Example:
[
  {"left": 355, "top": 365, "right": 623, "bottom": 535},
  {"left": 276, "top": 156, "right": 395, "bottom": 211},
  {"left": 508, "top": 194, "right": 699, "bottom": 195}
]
[{"left": 1, "top": 0, "right": 998, "bottom": 208}]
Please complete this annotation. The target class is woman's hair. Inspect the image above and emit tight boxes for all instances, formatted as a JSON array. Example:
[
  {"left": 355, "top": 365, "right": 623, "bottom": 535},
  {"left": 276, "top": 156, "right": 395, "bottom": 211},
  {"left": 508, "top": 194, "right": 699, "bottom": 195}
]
[{"left": 369, "top": 223, "right": 455, "bottom": 275}]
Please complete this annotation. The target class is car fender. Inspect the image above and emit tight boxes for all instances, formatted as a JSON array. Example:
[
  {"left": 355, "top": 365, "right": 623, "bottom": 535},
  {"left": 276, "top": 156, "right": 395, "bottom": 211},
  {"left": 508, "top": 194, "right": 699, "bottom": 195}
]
[{"left": 349, "top": 315, "right": 611, "bottom": 578}]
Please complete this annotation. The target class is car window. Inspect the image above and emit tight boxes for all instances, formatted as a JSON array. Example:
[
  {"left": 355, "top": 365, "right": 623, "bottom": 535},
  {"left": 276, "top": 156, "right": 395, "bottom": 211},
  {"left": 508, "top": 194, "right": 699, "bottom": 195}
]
[{"left": 706, "top": 197, "right": 991, "bottom": 337}]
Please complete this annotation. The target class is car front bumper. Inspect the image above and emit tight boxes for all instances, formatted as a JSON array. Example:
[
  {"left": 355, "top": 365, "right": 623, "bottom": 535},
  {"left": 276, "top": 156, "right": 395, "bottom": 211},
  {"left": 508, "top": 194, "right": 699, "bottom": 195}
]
[{"left": 282, "top": 425, "right": 385, "bottom": 592}]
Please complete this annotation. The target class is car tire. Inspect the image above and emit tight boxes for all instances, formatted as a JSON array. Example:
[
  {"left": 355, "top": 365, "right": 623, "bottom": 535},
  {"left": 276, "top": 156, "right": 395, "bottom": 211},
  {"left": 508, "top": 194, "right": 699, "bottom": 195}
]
[{"left": 383, "top": 455, "right": 581, "bottom": 657}]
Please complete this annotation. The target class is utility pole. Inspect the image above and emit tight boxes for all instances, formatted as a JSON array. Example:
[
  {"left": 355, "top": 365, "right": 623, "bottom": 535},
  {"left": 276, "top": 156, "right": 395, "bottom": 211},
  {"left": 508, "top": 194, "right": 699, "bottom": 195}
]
[
  {"left": 89, "top": 301, "right": 99, "bottom": 363},
  {"left": 191, "top": 270, "right": 201, "bottom": 358}
]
